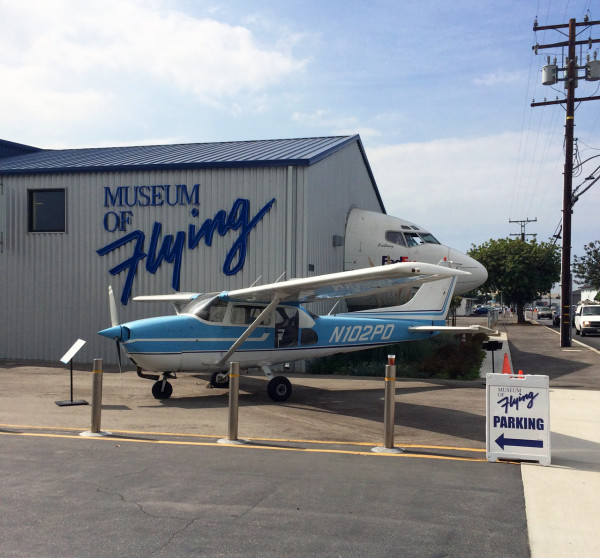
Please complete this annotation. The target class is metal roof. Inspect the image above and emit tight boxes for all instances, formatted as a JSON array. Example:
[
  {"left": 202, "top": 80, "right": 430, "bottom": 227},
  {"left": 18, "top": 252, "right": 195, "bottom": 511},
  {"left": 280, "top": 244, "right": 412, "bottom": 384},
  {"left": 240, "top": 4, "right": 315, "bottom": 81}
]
[{"left": 0, "top": 135, "right": 361, "bottom": 175}]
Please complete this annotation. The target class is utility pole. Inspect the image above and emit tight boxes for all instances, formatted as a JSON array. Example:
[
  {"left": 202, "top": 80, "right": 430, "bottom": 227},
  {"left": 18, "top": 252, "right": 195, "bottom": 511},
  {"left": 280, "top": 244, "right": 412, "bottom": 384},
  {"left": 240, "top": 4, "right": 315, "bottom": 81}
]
[
  {"left": 531, "top": 16, "right": 600, "bottom": 347},
  {"left": 509, "top": 217, "right": 537, "bottom": 241}
]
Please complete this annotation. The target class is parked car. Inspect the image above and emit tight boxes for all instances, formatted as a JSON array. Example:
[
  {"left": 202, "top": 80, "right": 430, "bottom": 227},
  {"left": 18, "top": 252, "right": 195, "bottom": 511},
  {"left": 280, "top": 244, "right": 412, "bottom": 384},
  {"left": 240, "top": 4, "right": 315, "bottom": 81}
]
[
  {"left": 473, "top": 306, "right": 490, "bottom": 315},
  {"left": 574, "top": 303, "right": 600, "bottom": 337},
  {"left": 537, "top": 307, "right": 553, "bottom": 319}
]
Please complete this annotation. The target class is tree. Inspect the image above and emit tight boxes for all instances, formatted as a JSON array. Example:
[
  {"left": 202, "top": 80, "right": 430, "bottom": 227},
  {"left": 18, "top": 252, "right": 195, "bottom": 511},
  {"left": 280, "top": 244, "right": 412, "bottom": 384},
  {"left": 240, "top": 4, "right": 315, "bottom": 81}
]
[
  {"left": 573, "top": 241, "right": 600, "bottom": 290},
  {"left": 468, "top": 238, "right": 560, "bottom": 323}
]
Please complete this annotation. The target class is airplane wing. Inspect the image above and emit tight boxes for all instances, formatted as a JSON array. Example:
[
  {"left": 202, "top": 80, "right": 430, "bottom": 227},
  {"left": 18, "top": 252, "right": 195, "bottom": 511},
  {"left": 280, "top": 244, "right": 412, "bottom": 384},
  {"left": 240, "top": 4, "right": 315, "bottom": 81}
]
[
  {"left": 133, "top": 293, "right": 202, "bottom": 302},
  {"left": 222, "top": 262, "right": 470, "bottom": 304}
]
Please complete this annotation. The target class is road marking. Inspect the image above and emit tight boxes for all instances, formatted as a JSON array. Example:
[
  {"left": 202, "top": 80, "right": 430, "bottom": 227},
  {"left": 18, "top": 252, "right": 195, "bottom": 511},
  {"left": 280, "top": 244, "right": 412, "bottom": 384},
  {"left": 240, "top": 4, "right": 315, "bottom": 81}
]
[
  {"left": 542, "top": 325, "right": 600, "bottom": 355},
  {"left": 0, "top": 424, "right": 490, "bottom": 462}
]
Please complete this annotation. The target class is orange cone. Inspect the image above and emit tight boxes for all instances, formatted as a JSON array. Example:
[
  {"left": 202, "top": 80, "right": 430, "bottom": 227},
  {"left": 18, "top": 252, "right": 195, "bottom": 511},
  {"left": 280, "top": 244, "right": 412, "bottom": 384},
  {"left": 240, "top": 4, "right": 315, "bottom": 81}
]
[
  {"left": 518, "top": 369, "right": 524, "bottom": 377},
  {"left": 502, "top": 353, "right": 511, "bottom": 374}
]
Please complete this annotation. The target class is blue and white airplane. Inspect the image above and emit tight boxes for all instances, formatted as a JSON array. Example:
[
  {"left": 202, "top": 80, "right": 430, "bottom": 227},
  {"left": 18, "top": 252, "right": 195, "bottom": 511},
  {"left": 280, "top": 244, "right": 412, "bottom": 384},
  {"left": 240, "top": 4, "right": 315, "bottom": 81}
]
[{"left": 99, "top": 261, "right": 494, "bottom": 401}]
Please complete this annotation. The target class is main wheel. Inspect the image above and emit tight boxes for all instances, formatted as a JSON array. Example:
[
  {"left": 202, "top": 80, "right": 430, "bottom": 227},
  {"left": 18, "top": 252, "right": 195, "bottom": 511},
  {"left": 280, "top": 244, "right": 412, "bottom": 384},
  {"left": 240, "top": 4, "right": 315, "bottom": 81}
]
[
  {"left": 267, "top": 376, "right": 292, "bottom": 402},
  {"left": 210, "top": 371, "right": 230, "bottom": 389},
  {"left": 152, "top": 380, "right": 173, "bottom": 400}
]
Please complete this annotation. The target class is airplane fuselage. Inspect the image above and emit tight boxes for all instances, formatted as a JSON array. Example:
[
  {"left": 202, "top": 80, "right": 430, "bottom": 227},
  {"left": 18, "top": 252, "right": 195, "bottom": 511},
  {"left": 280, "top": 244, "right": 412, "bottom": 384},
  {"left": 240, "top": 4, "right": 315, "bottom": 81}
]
[
  {"left": 344, "top": 209, "right": 487, "bottom": 305},
  {"left": 103, "top": 295, "right": 446, "bottom": 374}
]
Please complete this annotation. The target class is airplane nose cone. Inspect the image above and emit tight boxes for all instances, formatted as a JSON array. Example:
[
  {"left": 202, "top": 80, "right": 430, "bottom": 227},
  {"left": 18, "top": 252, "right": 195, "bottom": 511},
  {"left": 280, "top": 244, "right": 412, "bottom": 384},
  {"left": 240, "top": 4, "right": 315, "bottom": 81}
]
[
  {"left": 98, "top": 325, "right": 124, "bottom": 341},
  {"left": 448, "top": 249, "right": 488, "bottom": 294}
]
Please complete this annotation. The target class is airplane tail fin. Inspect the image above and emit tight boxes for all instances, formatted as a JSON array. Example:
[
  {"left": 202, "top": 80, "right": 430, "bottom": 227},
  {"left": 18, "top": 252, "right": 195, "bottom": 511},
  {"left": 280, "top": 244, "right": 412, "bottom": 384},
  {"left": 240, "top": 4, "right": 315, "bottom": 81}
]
[{"left": 355, "top": 275, "right": 457, "bottom": 322}]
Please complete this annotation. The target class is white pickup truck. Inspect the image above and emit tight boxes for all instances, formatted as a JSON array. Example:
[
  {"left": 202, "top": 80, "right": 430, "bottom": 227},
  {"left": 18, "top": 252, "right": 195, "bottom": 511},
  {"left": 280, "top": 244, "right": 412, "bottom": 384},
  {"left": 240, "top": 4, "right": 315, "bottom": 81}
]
[{"left": 574, "top": 303, "right": 600, "bottom": 337}]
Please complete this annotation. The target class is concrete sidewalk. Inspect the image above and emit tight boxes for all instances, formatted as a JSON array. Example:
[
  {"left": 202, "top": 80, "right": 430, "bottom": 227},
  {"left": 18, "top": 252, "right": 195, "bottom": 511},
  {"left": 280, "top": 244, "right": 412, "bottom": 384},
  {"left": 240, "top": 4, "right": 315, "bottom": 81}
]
[{"left": 492, "top": 318, "right": 600, "bottom": 558}]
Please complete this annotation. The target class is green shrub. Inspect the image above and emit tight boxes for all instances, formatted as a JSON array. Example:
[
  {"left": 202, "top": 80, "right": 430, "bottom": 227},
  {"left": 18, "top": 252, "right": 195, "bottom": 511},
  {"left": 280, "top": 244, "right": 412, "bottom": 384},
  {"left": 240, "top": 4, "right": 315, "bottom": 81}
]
[{"left": 307, "top": 333, "right": 487, "bottom": 381}]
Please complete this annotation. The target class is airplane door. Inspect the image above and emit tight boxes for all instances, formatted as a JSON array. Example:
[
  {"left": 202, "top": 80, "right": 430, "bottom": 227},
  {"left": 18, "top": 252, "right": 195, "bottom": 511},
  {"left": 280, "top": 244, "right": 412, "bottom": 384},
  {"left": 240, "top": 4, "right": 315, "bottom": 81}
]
[{"left": 275, "top": 307, "right": 299, "bottom": 348}]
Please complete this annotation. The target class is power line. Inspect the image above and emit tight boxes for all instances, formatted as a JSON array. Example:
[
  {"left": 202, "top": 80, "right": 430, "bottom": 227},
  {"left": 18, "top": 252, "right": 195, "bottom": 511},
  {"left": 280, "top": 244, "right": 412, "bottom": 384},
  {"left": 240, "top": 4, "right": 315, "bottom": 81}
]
[
  {"left": 509, "top": 217, "right": 538, "bottom": 241},
  {"left": 531, "top": 14, "right": 600, "bottom": 347}
]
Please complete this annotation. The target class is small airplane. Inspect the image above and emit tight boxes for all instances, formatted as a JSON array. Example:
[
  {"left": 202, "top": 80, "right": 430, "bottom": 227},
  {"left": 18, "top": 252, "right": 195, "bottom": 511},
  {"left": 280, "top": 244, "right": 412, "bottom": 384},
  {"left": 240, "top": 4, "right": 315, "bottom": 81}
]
[{"left": 99, "top": 261, "right": 496, "bottom": 401}]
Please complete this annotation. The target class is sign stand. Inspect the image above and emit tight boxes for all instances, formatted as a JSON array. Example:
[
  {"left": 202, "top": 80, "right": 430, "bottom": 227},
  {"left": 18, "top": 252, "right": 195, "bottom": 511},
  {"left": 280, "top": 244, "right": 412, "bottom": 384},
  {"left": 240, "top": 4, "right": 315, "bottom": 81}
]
[
  {"left": 482, "top": 340, "right": 503, "bottom": 373},
  {"left": 486, "top": 373, "right": 550, "bottom": 466},
  {"left": 56, "top": 339, "right": 89, "bottom": 407}
]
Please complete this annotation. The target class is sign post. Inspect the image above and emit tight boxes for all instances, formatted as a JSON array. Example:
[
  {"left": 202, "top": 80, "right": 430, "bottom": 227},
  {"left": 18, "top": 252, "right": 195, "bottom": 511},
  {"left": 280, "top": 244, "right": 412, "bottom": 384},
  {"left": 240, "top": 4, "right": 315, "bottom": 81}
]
[
  {"left": 486, "top": 373, "right": 550, "bottom": 466},
  {"left": 56, "top": 339, "right": 88, "bottom": 407}
]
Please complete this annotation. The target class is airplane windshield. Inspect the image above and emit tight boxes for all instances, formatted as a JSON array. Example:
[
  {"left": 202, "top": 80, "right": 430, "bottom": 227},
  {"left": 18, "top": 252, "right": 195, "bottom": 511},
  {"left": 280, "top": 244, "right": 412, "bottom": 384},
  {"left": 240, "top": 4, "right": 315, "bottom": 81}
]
[
  {"left": 385, "top": 231, "right": 406, "bottom": 246},
  {"left": 419, "top": 232, "right": 440, "bottom": 244},
  {"left": 183, "top": 293, "right": 227, "bottom": 322},
  {"left": 404, "top": 232, "right": 425, "bottom": 247}
]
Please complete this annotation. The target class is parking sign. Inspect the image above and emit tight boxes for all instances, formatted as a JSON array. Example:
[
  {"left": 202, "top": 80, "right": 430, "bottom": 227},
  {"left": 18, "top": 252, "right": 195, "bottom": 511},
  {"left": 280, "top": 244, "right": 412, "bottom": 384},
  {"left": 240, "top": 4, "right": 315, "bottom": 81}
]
[{"left": 486, "top": 373, "right": 551, "bottom": 466}]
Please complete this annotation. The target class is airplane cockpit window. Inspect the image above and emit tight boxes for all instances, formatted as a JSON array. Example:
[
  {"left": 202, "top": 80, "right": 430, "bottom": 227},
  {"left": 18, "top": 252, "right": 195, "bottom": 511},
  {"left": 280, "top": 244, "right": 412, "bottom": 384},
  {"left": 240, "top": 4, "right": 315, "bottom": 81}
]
[
  {"left": 185, "top": 294, "right": 227, "bottom": 322},
  {"left": 404, "top": 232, "right": 425, "bottom": 247},
  {"left": 207, "top": 299, "right": 228, "bottom": 322},
  {"left": 419, "top": 232, "right": 440, "bottom": 244},
  {"left": 231, "top": 305, "right": 273, "bottom": 325},
  {"left": 384, "top": 231, "right": 406, "bottom": 246},
  {"left": 275, "top": 307, "right": 299, "bottom": 347}
]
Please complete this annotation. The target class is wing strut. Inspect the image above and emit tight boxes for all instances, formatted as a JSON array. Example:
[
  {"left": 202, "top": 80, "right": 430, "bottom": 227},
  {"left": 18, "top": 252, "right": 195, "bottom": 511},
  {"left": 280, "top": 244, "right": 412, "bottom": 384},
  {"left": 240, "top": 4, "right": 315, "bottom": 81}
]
[{"left": 215, "top": 295, "right": 284, "bottom": 366}]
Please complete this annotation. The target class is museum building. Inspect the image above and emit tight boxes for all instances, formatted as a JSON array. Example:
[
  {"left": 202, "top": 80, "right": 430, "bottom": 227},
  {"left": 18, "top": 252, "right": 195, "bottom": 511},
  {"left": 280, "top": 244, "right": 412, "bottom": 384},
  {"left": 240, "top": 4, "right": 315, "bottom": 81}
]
[{"left": 0, "top": 135, "right": 385, "bottom": 364}]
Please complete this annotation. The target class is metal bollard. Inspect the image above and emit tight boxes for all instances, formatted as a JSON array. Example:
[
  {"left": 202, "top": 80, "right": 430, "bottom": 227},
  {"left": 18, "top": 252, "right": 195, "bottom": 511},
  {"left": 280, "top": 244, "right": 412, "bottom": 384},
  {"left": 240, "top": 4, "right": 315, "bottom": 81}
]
[
  {"left": 372, "top": 355, "right": 403, "bottom": 454},
  {"left": 228, "top": 361, "right": 240, "bottom": 441},
  {"left": 383, "top": 360, "right": 396, "bottom": 448},
  {"left": 218, "top": 362, "right": 247, "bottom": 445},
  {"left": 80, "top": 358, "right": 109, "bottom": 437},
  {"left": 91, "top": 358, "right": 103, "bottom": 433}
]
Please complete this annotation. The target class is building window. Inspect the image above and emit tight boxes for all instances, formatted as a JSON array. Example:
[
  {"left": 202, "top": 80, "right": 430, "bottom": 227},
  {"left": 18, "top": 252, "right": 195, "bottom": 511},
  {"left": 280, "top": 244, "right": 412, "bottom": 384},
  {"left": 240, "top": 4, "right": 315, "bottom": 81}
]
[{"left": 28, "top": 189, "right": 66, "bottom": 232}]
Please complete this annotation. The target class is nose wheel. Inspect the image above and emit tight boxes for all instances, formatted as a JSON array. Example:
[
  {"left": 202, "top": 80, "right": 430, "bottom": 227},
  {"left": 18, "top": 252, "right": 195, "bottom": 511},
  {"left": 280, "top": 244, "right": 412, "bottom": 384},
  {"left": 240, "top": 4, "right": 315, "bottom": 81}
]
[
  {"left": 209, "top": 371, "right": 230, "bottom": 389},
  {"left": 152, "top": 374, "right": 174, "bottom": 400}
]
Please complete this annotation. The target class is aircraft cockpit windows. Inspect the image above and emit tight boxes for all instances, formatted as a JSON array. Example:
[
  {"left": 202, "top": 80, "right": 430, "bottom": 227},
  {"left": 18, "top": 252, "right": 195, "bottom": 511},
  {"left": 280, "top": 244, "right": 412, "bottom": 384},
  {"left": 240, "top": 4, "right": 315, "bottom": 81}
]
[
  {"left": 419, "top": 232, "right": 440, "bottom": 244},
  {"left": 404, "top": 232, "right": 424, "bottom": 247},
  {"left": 231, "top": 305, "right": 274, "bottom": 326},
  {"left": 384, "top": 231, "right": 406, "bottom": 246},
  {"left": 186, "top": 295, "right": 227, "bottom": 322},
  {"left": 207, "top": 299, "right": 228, "bottom": 322},
  {"left": 275, "top": 307, "right": 299, "bottom": 347}
]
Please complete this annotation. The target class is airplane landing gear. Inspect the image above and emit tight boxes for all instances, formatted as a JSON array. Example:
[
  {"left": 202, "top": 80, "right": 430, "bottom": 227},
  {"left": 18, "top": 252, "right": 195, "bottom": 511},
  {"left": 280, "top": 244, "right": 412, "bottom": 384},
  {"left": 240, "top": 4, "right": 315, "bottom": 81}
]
[
  {"left": 267, "top": 376, "right": 292, "bottom": 402},
  {"left": 152, "top": 372, "right": 176, "bottom": 400},
  {"left": 209, "top": 371, "right": 230, "bottom": 389}
]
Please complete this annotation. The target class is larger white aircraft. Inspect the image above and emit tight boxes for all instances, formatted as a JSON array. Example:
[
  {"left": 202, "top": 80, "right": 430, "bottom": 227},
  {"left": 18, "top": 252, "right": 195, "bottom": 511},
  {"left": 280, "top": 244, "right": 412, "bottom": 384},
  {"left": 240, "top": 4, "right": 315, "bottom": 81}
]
[{"left": 344, "top": 209, "right": 487, "bottom": 308}]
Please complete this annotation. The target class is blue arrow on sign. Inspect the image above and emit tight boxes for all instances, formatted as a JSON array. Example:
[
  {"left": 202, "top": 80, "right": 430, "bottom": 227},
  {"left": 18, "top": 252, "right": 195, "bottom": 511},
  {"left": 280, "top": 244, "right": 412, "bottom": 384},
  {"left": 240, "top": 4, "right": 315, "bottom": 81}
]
[{"left": 495, "top": 433, "right": 543, "bottom": 450}]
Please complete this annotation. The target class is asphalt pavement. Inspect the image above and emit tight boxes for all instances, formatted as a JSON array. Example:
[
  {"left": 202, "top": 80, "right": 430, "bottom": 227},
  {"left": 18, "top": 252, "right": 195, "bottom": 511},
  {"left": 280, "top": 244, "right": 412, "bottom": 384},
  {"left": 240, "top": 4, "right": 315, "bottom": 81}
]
[{"left": 0, "top": 315, "right": 598, "bottom": 557}]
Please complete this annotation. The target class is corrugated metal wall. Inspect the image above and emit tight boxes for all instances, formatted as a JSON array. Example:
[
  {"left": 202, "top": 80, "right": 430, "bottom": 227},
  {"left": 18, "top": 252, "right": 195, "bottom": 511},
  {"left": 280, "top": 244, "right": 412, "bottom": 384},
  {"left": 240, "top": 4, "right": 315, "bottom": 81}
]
[
  {"left": 0, "top": 142, "right": 382, "bottom": 365},
  {"left": 303, "top": 142, "right": 383, "bottom": 315}
]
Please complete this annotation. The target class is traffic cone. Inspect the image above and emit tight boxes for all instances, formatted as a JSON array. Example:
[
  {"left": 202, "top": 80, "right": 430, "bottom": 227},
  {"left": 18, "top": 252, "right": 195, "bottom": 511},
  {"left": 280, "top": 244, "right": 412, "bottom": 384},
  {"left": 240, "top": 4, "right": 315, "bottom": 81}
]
[
  {"left": 502, "top": 353, "right": 511, "bottom": 374},
  {"left": 518, "top": 369, "right": 524, "bottom": 377}
]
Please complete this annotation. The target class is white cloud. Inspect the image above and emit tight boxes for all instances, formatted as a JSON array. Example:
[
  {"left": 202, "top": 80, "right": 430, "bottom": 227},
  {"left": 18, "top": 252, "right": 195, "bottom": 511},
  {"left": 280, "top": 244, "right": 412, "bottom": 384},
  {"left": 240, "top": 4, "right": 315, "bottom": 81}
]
[
  {"left": 292, "top": 109, "right": 381, "bottom": 139},
  {"left": 0, "top": 0, "right": 305, "bottom": 138},
  {"left": 474, "top": 71, "right": 525, "bottom": 86},
  {"left": 366, "top": 133, "right": 568, "bottom": 252}
]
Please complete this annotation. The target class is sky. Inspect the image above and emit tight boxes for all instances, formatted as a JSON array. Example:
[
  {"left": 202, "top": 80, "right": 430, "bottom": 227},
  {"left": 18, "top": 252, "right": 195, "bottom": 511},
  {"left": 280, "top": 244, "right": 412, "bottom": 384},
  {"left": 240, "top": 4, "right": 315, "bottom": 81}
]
[{"left": 1, "top": 0, "right": 599, "bottom": 270}]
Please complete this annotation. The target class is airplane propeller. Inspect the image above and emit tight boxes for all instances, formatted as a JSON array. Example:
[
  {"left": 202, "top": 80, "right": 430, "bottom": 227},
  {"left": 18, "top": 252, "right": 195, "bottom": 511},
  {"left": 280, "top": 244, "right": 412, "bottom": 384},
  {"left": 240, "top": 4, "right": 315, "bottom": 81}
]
[{"left": 108, "top": 285, "right": 123, "bottom": 375}]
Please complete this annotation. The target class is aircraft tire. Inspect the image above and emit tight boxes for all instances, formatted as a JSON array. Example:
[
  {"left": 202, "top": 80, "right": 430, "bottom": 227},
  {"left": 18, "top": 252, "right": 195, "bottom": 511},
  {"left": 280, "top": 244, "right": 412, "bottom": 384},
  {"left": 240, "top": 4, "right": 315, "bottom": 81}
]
[
  {"left": 210, "top": 371, "right": 230, "bottom": 389},
  {"left": 152, "top": 380, "right": 173, "bottom": 400},
  {"left": 267, "top": 376, "right": 292, "bottom": 402}
]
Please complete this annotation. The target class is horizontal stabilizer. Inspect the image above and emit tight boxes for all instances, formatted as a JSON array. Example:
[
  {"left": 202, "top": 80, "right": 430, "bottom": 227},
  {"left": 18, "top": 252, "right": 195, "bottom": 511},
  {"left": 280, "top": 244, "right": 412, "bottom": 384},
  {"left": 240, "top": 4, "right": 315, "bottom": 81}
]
[{"left": 408, "top": 325, "right": 500, "bottom": 336}]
